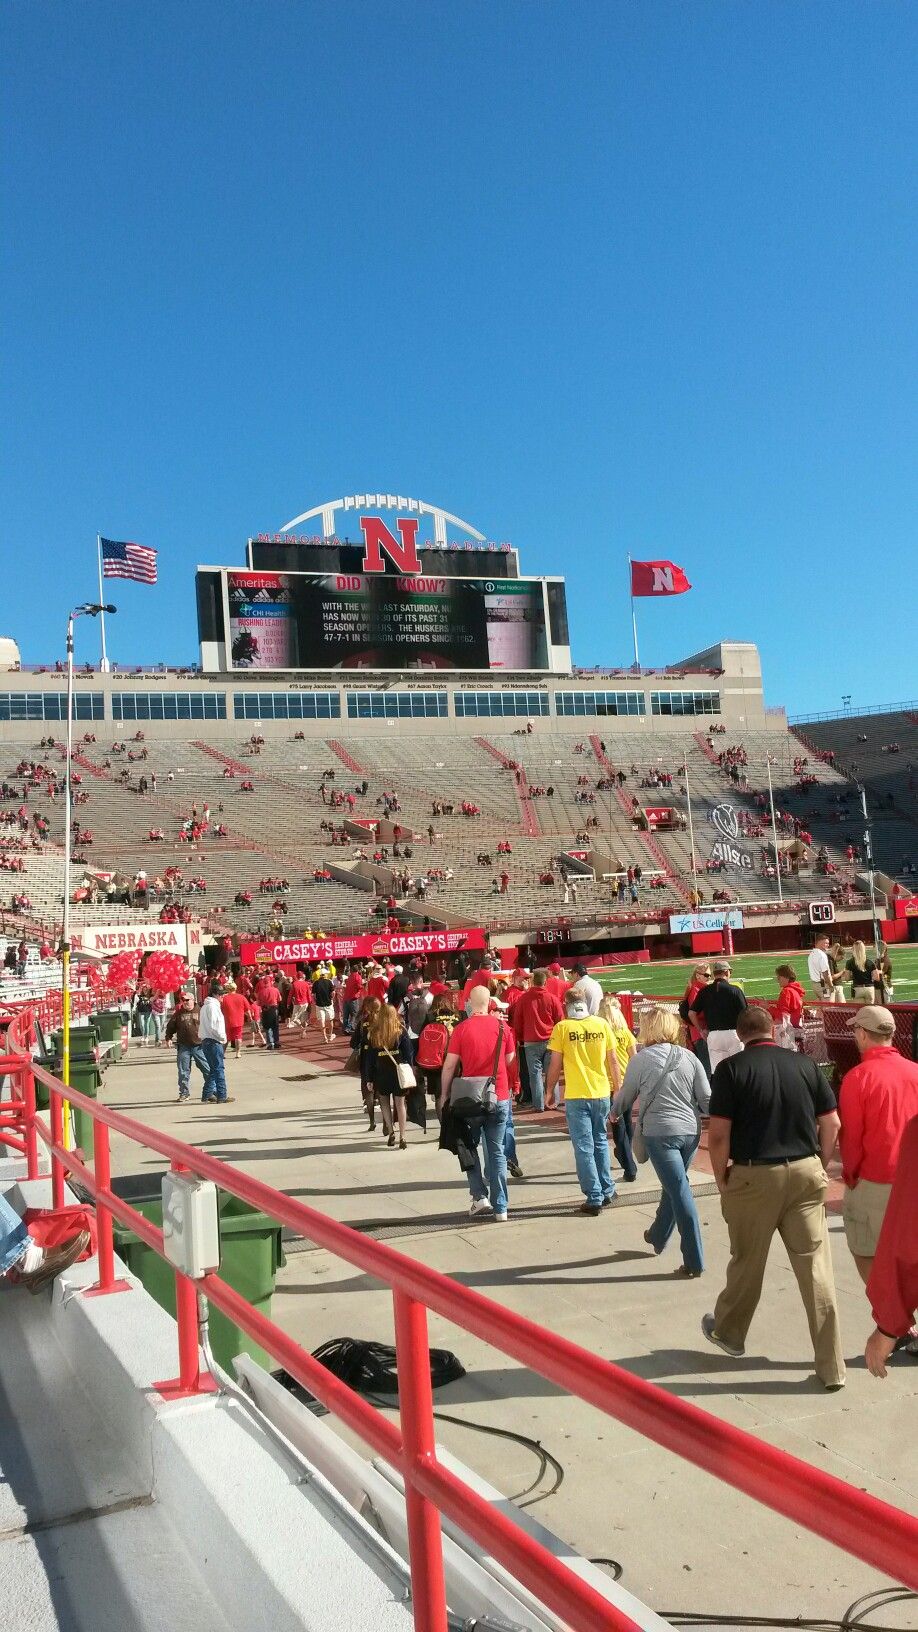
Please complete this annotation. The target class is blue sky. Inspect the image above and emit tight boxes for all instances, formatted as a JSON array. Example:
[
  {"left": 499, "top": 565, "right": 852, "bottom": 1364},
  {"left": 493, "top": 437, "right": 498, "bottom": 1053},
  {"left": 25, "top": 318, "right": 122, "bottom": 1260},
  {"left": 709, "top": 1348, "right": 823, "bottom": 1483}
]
[{"left": 3, "top": 2, "right": 916, "bottom": 712}]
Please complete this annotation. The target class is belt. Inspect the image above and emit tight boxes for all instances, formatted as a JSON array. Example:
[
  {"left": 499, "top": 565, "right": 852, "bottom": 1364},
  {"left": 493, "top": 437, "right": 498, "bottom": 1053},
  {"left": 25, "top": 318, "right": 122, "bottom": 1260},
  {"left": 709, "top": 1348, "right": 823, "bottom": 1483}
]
[{"left": 735, "top": 1155, "right": 816, "bottom": 1167}]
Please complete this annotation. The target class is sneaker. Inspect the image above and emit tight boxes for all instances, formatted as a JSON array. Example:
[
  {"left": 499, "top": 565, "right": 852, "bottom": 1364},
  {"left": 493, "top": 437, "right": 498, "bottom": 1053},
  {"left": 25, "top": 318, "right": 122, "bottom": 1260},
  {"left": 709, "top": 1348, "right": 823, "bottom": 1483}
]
[
  {"left": 493, "top": 1212, "right": 508, "bottom": 1223},
  {"left": 177, "top": 1093, "right": 189, "bottom": 1102},
  {"left": 673, "top": 1265, "right": 702, "bottom": 1279},
  {"left": 578, "top": 1202, "right": 602, "bottom": 1217},
  {"left": 21, "top": 1230, "right": 91, "bottom": 1295},
  {"left": 701, "top": 1313, "right": 745, "bottom": 1358},
  {"left": 601, "top": 1193, "right": 615, "bottom": 1207},
  {"left": 508, "top": 1161, "right": 524, "bottom": 1179},
  {"left": 469, "top": 1198, "right": 492, "bottom": 1218}
]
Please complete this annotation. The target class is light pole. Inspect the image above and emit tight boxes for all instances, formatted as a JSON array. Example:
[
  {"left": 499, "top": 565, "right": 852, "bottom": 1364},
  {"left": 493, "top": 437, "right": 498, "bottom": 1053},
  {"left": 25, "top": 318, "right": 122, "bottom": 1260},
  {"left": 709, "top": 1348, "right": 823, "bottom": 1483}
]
[
  {"left": 859, "top": 783, "right": 882, "bottom": 959},
  {"left": 765, "top": 755, "right": 783, "bottom": 905},
  {"left": 683, "top": 757, "right": 698, "bottom": 897},
  {"left": 62, "top": 603, "right": 116, "bottom": 1145}
]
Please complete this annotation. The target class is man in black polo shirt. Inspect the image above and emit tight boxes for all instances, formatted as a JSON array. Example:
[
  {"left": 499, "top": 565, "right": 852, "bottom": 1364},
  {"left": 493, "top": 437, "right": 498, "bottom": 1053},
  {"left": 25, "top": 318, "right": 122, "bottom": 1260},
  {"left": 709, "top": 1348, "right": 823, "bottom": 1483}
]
[
  {"left": 689, "top": 958, "right": 747, "bottom": 1075},
  {"left": 702, "top": 1005, "right": 845, "bottom": 1390}
]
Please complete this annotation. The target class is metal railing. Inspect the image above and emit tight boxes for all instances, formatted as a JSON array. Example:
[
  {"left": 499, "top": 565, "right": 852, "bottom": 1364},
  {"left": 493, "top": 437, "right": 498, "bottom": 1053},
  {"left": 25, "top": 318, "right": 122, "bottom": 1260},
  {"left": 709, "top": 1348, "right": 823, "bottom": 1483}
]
[
  {"left": 2, "top": 1016, "right": 917, "bottom": 1627},
  {"left": 789, "top": 701, "right": 918, "bottom": 725}
]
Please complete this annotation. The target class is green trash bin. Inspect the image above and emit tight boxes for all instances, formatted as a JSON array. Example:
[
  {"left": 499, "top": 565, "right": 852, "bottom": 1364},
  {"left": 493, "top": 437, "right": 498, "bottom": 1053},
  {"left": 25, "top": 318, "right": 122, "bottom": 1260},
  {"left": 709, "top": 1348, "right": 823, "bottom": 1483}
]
[
  {"left": 92, "top": 1008, "right": 127, "bottom": 1062},
  {"left": 111, "top": 1178, "right": 286, "bottom": 1372},
  {"left": 47, "top": 1025, "right": 101, "bottom": 1142}
]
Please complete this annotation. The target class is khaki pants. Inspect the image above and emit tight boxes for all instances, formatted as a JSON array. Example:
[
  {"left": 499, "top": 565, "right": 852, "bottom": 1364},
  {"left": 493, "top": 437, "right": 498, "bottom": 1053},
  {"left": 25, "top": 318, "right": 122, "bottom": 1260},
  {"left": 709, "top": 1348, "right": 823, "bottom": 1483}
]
[{"left": 713, "top": 1156, "right": 845, "bottom": 1386}]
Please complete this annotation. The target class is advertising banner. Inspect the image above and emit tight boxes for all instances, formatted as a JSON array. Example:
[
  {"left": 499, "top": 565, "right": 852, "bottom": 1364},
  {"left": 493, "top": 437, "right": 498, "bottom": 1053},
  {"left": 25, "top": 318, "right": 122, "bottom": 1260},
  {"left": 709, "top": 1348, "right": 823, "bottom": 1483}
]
[
  {"left": 668, "top": 911, "right": 745, "bottom": 935},
  {"left": 72, "top": 923, "right": 203, "bottom": 960},
  {"left": 225, "top": 569, "right": 549, "bottom": 671},
  {"left": 239, "top": 926, "right": 488, "bottom": 966}
]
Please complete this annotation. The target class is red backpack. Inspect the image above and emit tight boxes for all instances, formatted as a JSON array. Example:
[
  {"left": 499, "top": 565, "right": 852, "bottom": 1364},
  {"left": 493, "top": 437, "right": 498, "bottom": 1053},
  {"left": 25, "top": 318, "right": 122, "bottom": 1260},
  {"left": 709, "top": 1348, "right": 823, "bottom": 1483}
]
[{"left": 416, "top": 1021, "right": 450, "bottom": 1070}]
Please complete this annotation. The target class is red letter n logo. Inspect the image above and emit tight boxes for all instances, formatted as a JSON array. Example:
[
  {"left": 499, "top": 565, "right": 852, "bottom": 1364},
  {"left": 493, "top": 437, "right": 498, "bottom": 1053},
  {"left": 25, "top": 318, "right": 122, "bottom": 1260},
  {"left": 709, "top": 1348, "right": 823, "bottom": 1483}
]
[{"left": 359, "top": 516, "right": 422, "bottom": 574}]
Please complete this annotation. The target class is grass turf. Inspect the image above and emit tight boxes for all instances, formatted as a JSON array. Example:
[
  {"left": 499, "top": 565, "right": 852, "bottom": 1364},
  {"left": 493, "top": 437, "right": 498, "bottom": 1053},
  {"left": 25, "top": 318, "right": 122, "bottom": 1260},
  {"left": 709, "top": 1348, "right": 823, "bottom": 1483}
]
[{"left": 596, "top": 944, "right": 918, "bottom": 1001}]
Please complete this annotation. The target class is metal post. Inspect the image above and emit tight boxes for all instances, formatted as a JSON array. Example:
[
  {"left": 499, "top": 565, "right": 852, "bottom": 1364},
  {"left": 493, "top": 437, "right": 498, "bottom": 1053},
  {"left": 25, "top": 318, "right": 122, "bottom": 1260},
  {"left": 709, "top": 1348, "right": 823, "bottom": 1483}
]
[
  {"left": 628, "top": 556, "right": 640, "bottom": 671},
  {"left": 860, "top": 785, "right": 882, "bottom": 958},
  {"left": 22, "top": 1063, "right": 38, "bottom": 1182},
  {"left": 49, "top": 1090, "right": 65, "bottom": 1209},
  {"left": 392, "top": 1289, "right": 449, "bottom": 1632},
  {"left": 683, "top": 758, "right": 698, "bottom": 894},
  {"left": 91, "top": 1121, "right": 116, "bottom": 1292},
  {"left": 62, "top": 613, "right": 75, "bottom": 1150},
  {"left": 765, "top": 756, "right": 783, "bottom": 904},
  {"left": 96, "top": 537, "right": 110, "bottom": 672}
]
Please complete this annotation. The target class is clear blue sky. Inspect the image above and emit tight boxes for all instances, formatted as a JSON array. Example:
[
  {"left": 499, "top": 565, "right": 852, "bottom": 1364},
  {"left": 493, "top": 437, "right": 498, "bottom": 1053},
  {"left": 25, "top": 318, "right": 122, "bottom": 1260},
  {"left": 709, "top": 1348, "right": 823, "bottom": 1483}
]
[{"left": 3, "top": 2, "right": 916, "bottom": 713}]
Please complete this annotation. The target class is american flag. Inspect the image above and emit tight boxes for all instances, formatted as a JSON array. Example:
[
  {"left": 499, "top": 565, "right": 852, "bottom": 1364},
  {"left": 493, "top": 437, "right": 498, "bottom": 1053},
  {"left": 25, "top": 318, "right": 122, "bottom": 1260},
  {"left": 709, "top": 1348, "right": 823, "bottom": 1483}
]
[{"left": 100, "top": 538, "right": 158, "bottom": 584}]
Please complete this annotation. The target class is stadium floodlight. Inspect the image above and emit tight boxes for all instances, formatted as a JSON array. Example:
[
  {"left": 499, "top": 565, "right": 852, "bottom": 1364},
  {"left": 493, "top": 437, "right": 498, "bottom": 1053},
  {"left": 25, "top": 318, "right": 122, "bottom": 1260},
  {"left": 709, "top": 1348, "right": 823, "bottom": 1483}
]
[{"left": 60, "top": 602, "right": 117, "bottom": 1148}]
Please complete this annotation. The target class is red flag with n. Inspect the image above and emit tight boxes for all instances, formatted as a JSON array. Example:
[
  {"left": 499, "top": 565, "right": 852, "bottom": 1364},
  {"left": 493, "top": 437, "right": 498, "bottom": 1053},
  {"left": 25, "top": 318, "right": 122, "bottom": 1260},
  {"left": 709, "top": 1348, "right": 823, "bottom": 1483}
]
[{"left": 630, "top": 559, "right": 691, "bottom": 597}]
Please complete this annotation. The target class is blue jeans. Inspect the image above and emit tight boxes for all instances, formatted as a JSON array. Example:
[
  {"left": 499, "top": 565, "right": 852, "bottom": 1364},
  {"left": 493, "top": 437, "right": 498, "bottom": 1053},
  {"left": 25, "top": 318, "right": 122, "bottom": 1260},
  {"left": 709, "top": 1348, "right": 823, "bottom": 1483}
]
[
  {"left": 0, "top": 1191, "right": 30, "bottom": 1276},
  {"left": 565, "top": 1097, "right": 614, "bottom": 1207},
  {"left": 201, "top": 1038, "right": 228, "bottom": 1102},
  {"left": 466, "top": 1101, "right": 510, "bottom": 1215},
  {"left": 342, "top": 999, "right": 359, "bottom": 1034},
  {"left": 644, "top": 1133, "right": 703, "bottom": 1274},
  {"left": 612, "top": 1108, "right": 638, "bottom": 1181},
  {"left": 177, "top": 1044, "right": 210, "bottom": 1097},
  {"left": 262, "top": 1007, "right": 280, "bottom": 1050},
  {"left": 503, "top": 1099, "right": 518, "bottom": 1166},
  {"left": 523, "top": 1041, "right": 549, "bottom": 1111}
]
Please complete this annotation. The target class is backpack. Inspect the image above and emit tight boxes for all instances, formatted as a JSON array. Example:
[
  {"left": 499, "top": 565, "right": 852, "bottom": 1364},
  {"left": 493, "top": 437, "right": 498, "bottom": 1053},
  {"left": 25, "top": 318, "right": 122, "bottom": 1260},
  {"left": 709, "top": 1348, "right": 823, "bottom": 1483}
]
[{"left": 416, "top": 1021, "right": 450, "bottom": 1070}]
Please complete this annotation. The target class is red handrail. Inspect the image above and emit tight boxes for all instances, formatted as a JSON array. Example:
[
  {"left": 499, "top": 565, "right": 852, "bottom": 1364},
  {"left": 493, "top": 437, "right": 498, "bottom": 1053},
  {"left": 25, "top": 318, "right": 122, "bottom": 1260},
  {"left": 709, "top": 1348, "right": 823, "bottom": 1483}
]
[{"left": 2, "top": 1029, "right": 917, "bottom": 1628}]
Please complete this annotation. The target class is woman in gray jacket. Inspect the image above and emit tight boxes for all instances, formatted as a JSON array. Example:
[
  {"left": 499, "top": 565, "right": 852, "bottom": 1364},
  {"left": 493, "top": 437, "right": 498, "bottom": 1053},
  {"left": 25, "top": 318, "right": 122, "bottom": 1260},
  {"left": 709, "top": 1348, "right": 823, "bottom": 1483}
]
[{"left": 612, "top": 1006, "right": 711, "bottom": 1277}]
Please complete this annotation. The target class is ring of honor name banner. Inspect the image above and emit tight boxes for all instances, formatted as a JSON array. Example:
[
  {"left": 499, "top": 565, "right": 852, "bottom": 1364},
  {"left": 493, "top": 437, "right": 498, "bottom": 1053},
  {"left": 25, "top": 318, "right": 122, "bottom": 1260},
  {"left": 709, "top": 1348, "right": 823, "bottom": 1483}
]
[{"left": 227, "top": 571, "right": 549, "bottom": 670}]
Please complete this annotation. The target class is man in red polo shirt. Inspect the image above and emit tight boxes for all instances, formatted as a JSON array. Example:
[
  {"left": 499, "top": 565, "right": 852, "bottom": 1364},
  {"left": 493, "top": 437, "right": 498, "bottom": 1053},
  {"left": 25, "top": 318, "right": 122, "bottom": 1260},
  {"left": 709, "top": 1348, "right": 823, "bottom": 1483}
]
[
  {"left": 838, "top": 1006, "right": 918, "bottom": 1284},
  {"left": 511, "top": 970, "right": 564, "bottom": 1111},
  {"left": 289, "top": 968, "right": 312, "bottom": 1032},
  {"left": 341, "top": 965, "right": 364, "bottom": 1034},
  {"left": 440, "top": 987, "right": 515, "bottom": 1222},
  {"left": 543, "top": 962, "right": 570, "bottom": 1008}
]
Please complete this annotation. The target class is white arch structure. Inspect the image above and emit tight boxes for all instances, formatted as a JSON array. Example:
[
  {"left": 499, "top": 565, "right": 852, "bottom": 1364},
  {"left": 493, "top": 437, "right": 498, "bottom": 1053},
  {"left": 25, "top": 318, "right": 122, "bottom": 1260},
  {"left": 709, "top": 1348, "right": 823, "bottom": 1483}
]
[{"left": 279, "top": 493, "right": 486, "bottom": 547}]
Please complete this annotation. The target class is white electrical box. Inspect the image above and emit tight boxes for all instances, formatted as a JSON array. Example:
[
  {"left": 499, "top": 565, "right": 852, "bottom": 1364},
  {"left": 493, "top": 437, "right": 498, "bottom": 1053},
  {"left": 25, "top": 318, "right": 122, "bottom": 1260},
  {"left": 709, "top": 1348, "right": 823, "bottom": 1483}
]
[{"left": 161, "top": 1173, "right": 221, "bottom": 1279}]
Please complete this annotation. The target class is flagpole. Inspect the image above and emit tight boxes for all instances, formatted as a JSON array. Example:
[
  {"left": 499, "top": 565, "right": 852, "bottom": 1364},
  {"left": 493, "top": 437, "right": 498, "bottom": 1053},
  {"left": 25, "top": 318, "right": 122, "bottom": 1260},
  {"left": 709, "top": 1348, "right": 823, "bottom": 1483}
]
[
  {"left": 96, "top": 537, "right": 110, "bottom": 672},
  {"left": 628, "top": 556, "right": 640, "bottom": 671}
]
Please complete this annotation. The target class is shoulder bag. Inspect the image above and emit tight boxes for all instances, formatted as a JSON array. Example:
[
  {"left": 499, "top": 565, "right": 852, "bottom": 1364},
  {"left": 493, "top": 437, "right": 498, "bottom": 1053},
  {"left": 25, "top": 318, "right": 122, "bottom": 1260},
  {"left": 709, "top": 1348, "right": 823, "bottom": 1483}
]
[
  {"left": 381, "top": 1046, "right": 416, "bottom": 1092},
  {"left": 448, "top": 1021, "right": 506, "bottom": 1119},
  {"left": 632, "top": 1045, "right": 678, "bottom": 1164}
]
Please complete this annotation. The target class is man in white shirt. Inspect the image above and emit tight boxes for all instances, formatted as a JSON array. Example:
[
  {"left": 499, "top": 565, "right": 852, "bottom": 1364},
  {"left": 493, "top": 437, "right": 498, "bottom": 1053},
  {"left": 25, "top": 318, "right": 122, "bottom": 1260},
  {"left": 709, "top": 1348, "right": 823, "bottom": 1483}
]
[
  {"left": 569, "top": 962, "right": 603, "bottom": 1016},
  {"left": 807, "top": 936, "right": 840, "bottom": 1003},
  {"left": 198, "top": 982, "right": 231, "bottom": 1103}
]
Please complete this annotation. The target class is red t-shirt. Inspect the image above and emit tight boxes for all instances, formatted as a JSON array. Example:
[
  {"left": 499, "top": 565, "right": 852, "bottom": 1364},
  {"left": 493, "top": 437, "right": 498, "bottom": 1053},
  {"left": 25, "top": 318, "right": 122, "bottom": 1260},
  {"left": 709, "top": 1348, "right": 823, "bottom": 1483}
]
[
  {"left": 511, "top": 986, "right": 565, "bottom": 1045},
  {"left": 868, "top": 1114, "right": 918, "bottom": 1338},
  {"left": 447, "top": 1015, "right": 514, "bottom": 1102},
  {"left": 839, "top": 1047, "right": 918, "bottom": 1186},
  {"left": 343, "top": 971, "right": 364, "bottom": 1001},
  {"left": 543, "top": 976, "right": 570, "bottom": 1007},
  {"left": 221, "top": 993, "right": 249, "bottom": 1033},
  {"left": 367, "top": 975, "right": 389, "bottom": 1000},
  {"left": 258, "top": 981, "right": 281, "bottom": 1009},
  {"left": 291, "top": 977, "right": 311, "bottom": 1004}
]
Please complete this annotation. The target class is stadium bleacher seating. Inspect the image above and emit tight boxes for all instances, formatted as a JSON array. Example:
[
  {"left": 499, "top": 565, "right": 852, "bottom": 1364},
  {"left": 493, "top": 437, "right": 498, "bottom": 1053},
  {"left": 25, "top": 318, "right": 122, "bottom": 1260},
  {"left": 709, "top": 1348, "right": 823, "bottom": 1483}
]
[{"left": 791, "top": 710, "right": 918, "bottom": 877}]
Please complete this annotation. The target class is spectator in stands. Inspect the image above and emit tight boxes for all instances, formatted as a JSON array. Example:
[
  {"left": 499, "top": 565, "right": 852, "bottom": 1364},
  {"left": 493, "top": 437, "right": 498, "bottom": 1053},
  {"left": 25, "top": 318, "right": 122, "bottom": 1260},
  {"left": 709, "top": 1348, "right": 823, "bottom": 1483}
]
[
  {"left": 689, "top": 960, "right": 747, "bottom": 1075},
  {"left": 439, "top": 987, "right": 516, "bottom": 1220},
  {"left": 773, "top": 965, "right": 805, "bottom": 1029},
  {"left": 838, "top": 1007, "right": 918, "bottom": 1287},
  {"left": 511, "top": 969, "right": 564, "bottom": 1112},
  {"left": 864, "top": 1115, "right": 918, "bottom": 1376},
  {"left": 614, "top": 1007, "right": 710, "bottom": 1274},
  {"left": 198, "top": 981, "right": 232, "bottom": 1104},
  {"left": 703, "top": 1006, "right": 844, "bottom": 1389},
  {"left": 0, "top": 1195, "right": 90, "bottom": 1291},
  {"left": 165, "top": 992, "right": 211, "bottom": 1101},
  {"left": 545, "top": 989, "right": 622, "bottom": 1215},
  {"left": 366, "top": 1002, "right": 414, "bottom": 1150}
]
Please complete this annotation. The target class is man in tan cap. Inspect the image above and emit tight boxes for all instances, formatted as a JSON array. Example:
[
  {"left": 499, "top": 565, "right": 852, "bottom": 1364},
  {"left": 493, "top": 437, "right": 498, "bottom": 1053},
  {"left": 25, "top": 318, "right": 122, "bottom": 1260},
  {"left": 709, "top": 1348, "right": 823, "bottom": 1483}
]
[{"left": 838, "top": 1005, "right": 918, "bottom": 1285}]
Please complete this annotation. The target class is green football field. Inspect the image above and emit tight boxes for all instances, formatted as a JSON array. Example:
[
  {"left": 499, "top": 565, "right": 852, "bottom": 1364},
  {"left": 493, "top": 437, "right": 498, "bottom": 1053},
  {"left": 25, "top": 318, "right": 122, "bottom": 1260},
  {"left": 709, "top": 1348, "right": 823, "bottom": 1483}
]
[{"left": 595, "top": 944, "right": 918, "bottom": 1002}]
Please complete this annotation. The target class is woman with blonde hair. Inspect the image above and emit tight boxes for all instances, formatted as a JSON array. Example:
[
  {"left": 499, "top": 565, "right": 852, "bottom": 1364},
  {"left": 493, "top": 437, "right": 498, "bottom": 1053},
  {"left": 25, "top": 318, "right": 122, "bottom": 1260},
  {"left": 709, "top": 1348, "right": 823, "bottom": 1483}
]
[
  {"left": 845, "top": 940, "right": 879, "bottom": 1005},
  {"left": 612, "top": 1005, "right": 711, "bottom": 1276},
  {"left": 599, "top": 993, "right": 639, "bottom": 1181},
  {"left": 366, "top": 1003, "right": 414, "bottom": 1149}
]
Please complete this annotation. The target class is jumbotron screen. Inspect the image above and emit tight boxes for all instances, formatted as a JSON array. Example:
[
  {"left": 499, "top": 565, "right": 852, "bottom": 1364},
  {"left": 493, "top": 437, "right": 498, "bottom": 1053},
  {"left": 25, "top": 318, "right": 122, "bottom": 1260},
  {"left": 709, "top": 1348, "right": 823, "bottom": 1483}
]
[{"left": 225, "top": 570, "right": 552, "bottom": 670}]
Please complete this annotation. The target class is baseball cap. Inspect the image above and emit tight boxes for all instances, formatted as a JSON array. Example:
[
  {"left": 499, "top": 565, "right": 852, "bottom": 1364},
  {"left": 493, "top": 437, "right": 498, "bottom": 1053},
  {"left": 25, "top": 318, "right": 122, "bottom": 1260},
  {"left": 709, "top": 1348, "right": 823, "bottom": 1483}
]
[
  {"left": 566, "top": 996, "right": 590, "bottom": 1018},
  {"left": 549, "top": 961, "right": 562, "bottom": 973},
  {"left": 846, "top": 1005, "right": 896, "bottom": 1039}
]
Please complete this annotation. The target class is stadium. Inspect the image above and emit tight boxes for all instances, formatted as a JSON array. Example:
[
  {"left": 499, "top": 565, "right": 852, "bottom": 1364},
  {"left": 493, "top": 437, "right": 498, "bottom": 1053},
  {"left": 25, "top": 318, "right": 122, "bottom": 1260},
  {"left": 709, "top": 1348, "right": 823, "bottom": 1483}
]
[{"left": 2, "top": 494, "right": 917, "bottom": 1632}]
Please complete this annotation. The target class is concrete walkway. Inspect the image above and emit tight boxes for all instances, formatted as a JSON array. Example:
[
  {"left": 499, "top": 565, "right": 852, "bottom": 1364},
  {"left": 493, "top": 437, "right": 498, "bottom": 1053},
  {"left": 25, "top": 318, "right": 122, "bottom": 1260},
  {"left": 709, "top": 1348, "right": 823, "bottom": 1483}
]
[{"left": 100, "top": 1034, "right": 918, "bottom": 1628}]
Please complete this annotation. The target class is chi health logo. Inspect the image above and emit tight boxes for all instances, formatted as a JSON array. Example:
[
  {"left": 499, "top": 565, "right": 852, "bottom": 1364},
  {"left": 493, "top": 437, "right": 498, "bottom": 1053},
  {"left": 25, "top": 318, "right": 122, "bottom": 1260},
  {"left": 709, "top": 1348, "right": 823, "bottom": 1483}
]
[{"left": 710, "top": 802, "right": 740, "bottom": 841}]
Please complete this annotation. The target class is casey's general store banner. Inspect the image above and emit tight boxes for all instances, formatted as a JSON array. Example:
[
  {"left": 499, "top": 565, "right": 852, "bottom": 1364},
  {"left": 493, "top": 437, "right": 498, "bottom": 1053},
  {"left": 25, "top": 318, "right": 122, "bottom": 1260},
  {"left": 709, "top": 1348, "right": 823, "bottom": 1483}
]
[{"left": 240, "top": 927, "right": 488, "bottom": 966}]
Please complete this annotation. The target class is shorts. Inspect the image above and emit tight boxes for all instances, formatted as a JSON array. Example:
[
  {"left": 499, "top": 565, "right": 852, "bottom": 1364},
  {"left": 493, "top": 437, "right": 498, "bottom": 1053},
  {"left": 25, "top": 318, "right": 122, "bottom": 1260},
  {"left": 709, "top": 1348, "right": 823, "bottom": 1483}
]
[
  {"left": 291, "top": 1004, "right": 310, "bottom": 1025},
  {"left": 315, "top": 1005, "right": 334, "bottom": 1025},
  {"left": 843, "top": 1179, "right": 892, "bottom": 1257},
  {"left": 226, "top": 1028, "right": 243, "bottom": 1044}
]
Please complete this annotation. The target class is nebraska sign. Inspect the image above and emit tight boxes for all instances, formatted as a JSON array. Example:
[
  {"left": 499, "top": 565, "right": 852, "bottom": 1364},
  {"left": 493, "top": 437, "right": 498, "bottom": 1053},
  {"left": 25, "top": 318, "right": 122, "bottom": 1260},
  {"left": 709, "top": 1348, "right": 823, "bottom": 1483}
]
[
  {"left": 73, "top": 923, "right": 203, "bottom": 960},
  {"left": 240, "top": 927, "right": 487, "bottom": 966}
]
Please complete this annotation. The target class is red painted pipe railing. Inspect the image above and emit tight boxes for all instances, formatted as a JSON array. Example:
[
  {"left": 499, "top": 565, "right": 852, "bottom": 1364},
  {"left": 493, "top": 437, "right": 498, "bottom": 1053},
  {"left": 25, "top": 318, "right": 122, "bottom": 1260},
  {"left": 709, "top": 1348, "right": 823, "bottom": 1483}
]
[{"left": 2, "top": 1022, "right": 917, "bottom": 1628}]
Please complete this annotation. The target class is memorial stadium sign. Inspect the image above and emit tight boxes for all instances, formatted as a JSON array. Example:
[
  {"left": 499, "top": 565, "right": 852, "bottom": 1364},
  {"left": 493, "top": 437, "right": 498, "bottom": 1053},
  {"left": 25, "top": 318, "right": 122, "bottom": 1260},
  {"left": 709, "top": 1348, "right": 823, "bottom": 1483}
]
[{"left": 239, "top": 927, "right": 488, "bottom": 965}]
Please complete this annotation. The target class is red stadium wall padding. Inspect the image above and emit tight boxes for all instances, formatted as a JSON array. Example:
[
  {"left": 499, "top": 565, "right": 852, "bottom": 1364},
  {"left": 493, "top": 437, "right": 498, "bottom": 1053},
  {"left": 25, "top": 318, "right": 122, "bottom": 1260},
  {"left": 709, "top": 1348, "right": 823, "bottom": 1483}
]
[
  {"left": 882, "top": 919, "right": 909, "bottom": 944},
  {"left": 691, "top": 932, "right": 724, "bottom": 954}
]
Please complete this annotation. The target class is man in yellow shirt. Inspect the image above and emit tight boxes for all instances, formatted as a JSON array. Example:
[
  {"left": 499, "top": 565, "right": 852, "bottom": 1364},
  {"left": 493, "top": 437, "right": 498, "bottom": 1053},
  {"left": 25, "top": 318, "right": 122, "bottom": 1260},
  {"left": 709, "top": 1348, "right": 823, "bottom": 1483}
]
[{"left": 546, "top": 994, "right": 622, "bottom": 1215}]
